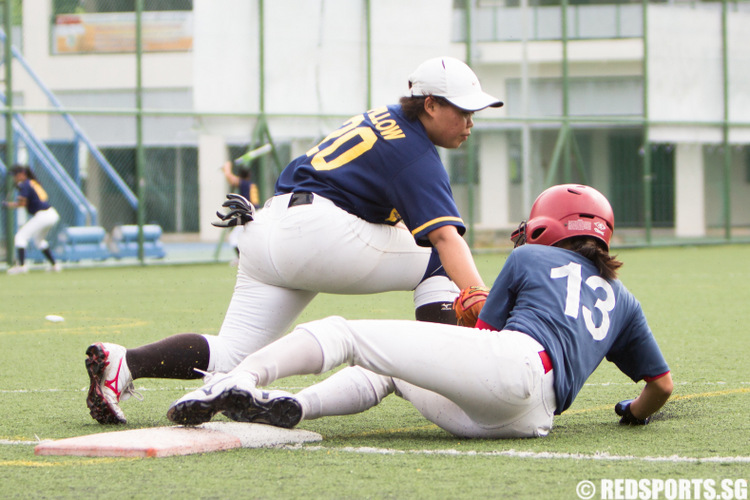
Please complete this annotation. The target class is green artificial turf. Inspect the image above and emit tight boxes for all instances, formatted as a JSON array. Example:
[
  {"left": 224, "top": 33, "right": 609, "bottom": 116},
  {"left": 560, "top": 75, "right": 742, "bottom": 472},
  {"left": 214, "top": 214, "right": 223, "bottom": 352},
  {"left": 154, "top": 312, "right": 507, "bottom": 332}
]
[{"left": 1, "top": 245, "right": 749, "bottom": 499}]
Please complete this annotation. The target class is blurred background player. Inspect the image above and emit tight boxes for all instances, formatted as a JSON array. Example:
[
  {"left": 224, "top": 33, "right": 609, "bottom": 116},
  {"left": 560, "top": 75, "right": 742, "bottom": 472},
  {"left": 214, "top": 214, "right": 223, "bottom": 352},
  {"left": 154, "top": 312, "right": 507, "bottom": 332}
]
[
  {"left": 220, "top": 159, "right": 259, "bottom": 265},
  {"left": 3, "top": 165, "right": 62, "bottom": 274},
  {"left": 85, "top": 56, "right": 502, "bottom": 424},
  {"left": 167, "top": 184, "right": 673, "bottom": 439}
]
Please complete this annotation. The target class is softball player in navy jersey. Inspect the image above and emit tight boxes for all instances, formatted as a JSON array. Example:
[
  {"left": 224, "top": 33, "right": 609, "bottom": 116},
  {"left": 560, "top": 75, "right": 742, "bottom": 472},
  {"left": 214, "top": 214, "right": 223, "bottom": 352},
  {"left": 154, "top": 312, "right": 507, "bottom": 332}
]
[
  {"left": 4, "top": 165, "right": 61, "bottom": 274},
  {"left": 167, "top": 184, "right": 673, "bottom": 439},
  {"left": 221, "top": 160, "right": 259, "bottom": 264},
  {"left": 85, "top": 56, "right": 504, "bottom": 424}
]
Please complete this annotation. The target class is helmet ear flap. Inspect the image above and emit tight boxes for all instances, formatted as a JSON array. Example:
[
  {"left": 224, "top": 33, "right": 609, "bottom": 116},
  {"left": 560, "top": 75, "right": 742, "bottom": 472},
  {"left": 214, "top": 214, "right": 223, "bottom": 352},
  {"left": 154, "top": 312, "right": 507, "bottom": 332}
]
[
  {"left": 510, "top": 218, "right": 560, "bottom": 247},
  {"left": 522, "top": 216, "right": 564, "bottom": 246}
]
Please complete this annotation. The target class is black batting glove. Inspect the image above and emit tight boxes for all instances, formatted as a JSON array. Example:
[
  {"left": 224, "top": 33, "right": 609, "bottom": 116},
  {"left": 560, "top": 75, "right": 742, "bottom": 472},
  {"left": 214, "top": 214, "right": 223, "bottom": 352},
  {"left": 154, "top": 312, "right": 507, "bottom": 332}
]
[
  {"left": 212, "top": 194, "right": 255, "bottom": 228},
  {"left": 615, "top": 399, "right": 650, "bottom": 426}
]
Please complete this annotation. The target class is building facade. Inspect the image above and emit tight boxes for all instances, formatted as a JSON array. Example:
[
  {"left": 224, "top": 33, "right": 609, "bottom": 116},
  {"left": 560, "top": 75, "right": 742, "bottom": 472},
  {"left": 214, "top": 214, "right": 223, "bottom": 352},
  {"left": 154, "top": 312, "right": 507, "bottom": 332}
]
[{"left": 3, "top": 0, "right": 749, "bottom": 249}]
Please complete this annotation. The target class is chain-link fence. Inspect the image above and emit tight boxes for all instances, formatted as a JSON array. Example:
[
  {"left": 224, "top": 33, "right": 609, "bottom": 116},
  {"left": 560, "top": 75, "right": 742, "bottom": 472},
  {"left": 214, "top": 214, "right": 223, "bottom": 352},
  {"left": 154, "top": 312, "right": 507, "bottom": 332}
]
[{"left": 2, "top": 0, "right": 750, "bottom": 269}]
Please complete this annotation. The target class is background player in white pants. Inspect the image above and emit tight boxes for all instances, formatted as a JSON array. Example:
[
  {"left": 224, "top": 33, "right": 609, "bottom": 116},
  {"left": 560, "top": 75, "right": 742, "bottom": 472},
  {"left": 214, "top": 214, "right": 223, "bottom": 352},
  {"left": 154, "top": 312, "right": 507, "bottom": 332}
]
[
  {"left": 168, "top": 184, "right": 673, "bottom": 439},
  {"left": 85, "top": 56, "right": 503, "bottom": 425},
  {"left": 220, "top": 159, "right": 259, "bottom": 265},
  {"left": 4, "top": 165, "right": 62, "bottom": 274}
]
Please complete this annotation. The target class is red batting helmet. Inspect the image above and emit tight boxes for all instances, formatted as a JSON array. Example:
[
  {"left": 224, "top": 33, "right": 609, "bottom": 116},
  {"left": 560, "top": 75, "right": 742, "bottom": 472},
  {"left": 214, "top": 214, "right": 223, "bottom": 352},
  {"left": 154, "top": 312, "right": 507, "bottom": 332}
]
[{"left": 510, "top": 184, "right": 615, "bottom": 249}]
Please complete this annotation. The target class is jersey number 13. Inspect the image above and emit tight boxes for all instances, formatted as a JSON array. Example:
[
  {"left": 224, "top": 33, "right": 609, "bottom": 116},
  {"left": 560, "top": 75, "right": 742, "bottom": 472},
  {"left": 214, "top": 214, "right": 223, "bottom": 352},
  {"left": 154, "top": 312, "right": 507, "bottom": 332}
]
[{"left": 551, "top": 262, "right": 615, "bottom": 341}]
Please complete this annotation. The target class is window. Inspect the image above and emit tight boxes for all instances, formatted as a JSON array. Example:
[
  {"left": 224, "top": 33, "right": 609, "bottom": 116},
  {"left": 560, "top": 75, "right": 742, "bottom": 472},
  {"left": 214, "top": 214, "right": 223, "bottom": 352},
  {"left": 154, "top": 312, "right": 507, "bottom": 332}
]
[{"left": 54, "top": 0, "right": 193, "bottom": 14}]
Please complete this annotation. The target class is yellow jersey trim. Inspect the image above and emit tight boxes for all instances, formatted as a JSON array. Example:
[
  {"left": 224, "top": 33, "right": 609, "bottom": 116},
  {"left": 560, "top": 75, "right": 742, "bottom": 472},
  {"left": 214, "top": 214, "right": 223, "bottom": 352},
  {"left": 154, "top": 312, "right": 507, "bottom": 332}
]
[{"left": 411, "top": 216, "right": 464, "bottom": 236}]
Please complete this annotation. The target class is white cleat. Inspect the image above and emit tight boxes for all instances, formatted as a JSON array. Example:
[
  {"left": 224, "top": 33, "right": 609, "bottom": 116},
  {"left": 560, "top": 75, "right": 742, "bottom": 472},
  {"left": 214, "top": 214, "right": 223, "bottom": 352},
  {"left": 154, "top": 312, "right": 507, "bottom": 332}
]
[
  {"left": 85, "top": 342, "right": 138, "bottom": 424},
  {"left": 7, "top": 265, "right": 29, "bottom": 275}
]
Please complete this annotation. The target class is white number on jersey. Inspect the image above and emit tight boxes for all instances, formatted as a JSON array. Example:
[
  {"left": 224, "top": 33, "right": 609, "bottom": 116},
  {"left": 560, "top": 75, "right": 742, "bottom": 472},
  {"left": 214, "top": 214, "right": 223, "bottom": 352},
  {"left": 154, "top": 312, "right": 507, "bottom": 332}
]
[{"left": 551, "top": 262, "right": 615, "bottom": 341}]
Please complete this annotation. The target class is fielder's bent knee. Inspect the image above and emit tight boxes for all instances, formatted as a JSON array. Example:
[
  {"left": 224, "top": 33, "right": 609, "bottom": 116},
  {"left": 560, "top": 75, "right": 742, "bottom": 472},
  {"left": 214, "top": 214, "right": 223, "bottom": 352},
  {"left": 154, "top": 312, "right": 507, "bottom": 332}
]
[
  {"left": 203, "top": 334, "right": 253, "bottom": 373},
  {"left": 413, "top": 275, "right": 459, "bottom": 308}
]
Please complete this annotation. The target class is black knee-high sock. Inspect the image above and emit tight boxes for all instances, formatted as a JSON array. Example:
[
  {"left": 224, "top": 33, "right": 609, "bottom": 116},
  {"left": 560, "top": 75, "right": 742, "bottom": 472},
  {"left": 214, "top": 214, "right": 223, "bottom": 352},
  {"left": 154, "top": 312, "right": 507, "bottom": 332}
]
[
  {"left": 126, "top": 333, "right": 210, "bottom": 380},
  {"left": 42, "top": 248, "right": 56, "bottom": 265},
  {"left": 16, "top": 248, "right": 25, "bottom": 266},
  {"left": 415, "top": 301, "right": 458, "bottom": 325}
]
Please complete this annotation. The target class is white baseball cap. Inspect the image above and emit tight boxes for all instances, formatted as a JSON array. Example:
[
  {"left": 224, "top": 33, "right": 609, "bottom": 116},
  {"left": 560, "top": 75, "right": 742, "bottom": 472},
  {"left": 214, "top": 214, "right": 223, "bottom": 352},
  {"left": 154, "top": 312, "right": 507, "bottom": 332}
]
[{"left": 408, "top": 57, "right": 503, "bottom": 112}]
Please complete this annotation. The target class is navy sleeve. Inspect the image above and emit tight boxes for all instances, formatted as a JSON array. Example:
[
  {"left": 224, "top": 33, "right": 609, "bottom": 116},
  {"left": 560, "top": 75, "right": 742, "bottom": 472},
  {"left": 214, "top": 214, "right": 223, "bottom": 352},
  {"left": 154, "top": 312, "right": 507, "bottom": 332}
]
[
  {"left": 606, "top": 299, "right": 670, "bottom": 382},
  {"left": 389, "top": 153, "right": 465, "bottom": 246}
]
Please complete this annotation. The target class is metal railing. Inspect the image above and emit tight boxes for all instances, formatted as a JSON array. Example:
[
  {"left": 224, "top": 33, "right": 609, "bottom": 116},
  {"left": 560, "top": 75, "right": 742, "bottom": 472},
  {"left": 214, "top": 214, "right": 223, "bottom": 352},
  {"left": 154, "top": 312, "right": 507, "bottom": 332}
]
[
  {"left": 0, "top": 90, "right": 96, "bottom": 226},
  {"left": 0, "top": 28, "right": 138, "bottom": 210}
]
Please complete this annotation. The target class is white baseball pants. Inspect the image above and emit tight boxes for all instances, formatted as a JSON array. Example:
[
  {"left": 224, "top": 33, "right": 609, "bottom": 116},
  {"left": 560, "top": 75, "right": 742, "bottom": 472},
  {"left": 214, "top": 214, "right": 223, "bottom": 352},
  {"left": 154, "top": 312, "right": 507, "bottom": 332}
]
[
  {"left": 205, "top": 193, "right": 459, "bottom": 372},
  {"left": 14, "top": 207, "right": 60, "bottom": 251},
  {"left": 235, "top": 316, "right": 557, "bottom": 439}
]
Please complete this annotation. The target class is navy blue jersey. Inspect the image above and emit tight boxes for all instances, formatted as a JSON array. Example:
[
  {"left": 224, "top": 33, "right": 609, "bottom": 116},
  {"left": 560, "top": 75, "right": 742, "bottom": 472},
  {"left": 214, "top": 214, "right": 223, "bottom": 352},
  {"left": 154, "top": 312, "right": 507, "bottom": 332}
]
[
  {"left": 479, "top": 245, "right": 669, "bottom": 414},
  {"left": 17, "top": 179, "right": 51, "bottom": 215},
  {"left": 239, "top": 178, "right": 252, "bottom": 200},
  {"left": 275, "top": 104, "right": 465, "bottom": 246},
  {"left": 238, "top": 178, "right": 259, "bottom": 207}
]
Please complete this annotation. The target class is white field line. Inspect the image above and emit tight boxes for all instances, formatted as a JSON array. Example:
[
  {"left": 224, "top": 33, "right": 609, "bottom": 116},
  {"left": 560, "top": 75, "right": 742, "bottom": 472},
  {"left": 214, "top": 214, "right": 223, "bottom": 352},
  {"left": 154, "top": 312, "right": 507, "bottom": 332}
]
[
  {"left": 1, "top": 439, "right": 49, "bottom": 446},
  {"left": 1, "top": 380, "right": 748, "bottom": 395},
  {"left": 3, "top": 382, "right": 748, "bottom": 455},
  {"left": 297, "top": 445, "right": 750, "bottom": 464},
  {"left": 5, "top": 438, "right": 749, "bottom": 464}
]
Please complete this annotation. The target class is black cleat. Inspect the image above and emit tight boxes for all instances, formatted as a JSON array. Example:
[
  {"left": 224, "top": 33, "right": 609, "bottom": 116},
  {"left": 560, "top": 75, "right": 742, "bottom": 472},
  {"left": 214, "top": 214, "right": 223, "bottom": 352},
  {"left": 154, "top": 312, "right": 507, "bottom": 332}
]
[
  {"left": 167, "top": 372, "right": 302, "bottom": 429},
  {"left": 222, "top": 390, "right": 303, "bottom": 429}
]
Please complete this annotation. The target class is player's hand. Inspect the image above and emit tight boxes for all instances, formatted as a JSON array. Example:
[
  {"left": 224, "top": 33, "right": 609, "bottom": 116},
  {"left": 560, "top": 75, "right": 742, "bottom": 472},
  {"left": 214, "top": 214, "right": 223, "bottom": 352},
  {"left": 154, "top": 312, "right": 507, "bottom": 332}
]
[
  {"left": 212, "top": 193, "right": 255, "bottom": 228},
  {"left": 615, "top": 399, "right": 650, "bottom": 425},
  {"left": 453, "top": 286, "right": 490, "bottom": 328}
]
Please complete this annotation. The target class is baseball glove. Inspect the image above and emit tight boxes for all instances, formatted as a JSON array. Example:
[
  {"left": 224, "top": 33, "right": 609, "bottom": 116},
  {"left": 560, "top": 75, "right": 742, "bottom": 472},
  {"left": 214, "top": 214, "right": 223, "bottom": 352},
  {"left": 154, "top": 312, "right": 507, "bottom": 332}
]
[{"left": 453, "top": 286, "right": 490, "bottom": 327}]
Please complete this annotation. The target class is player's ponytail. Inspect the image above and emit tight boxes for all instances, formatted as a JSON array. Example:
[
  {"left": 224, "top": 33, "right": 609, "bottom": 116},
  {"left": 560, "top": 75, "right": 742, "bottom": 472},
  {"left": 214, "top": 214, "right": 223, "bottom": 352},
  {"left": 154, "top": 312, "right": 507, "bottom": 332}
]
[{"left": 559, "top": 236, "right": 623, "bottom": 281}]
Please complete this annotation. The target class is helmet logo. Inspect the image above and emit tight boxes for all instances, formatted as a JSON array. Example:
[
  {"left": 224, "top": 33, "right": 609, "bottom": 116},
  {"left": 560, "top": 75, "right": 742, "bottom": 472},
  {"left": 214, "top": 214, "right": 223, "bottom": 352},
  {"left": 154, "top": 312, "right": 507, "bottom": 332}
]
[
  {"left": 567, "top": 219, "right": 592, "bottom": 232},
  {"left": 567, "top": 219, "right": 607, "bottom": 238}
]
